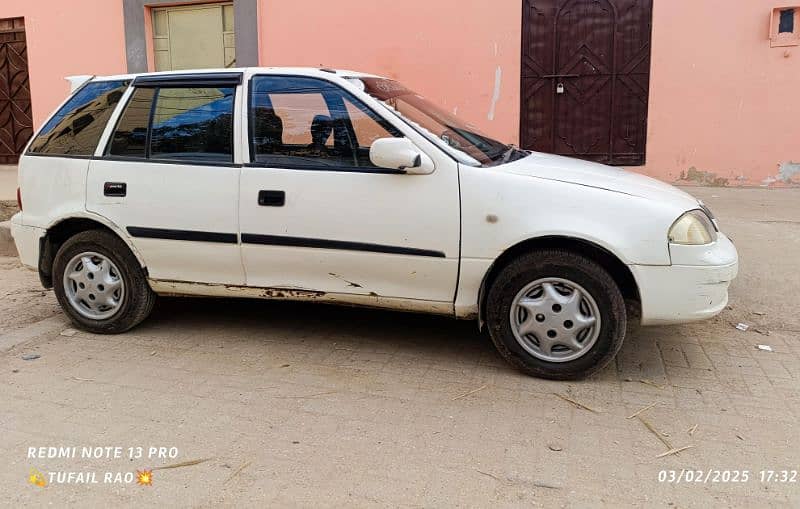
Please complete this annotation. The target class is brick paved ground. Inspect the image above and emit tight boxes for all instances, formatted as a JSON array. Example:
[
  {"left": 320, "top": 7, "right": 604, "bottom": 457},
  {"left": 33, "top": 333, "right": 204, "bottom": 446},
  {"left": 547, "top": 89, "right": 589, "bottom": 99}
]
[{"left": 1, "top": 187, "right": 798, "bottom": 507}]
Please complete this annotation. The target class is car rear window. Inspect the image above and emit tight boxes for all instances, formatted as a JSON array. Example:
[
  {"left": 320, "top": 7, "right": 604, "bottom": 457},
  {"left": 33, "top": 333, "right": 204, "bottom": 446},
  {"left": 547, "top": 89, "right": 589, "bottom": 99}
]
[
  {"left": 28, "top": 80, "right": 129, "bottom": 156},
  {"left": 107, "top": 86, "right": 235, "bottom": 163}
]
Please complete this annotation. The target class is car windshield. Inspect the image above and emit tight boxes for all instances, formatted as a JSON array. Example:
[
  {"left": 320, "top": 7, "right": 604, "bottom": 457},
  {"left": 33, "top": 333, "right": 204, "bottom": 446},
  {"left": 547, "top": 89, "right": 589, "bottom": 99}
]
[{"left": 350, "top": 77, "right": 527, "bottom": 167}]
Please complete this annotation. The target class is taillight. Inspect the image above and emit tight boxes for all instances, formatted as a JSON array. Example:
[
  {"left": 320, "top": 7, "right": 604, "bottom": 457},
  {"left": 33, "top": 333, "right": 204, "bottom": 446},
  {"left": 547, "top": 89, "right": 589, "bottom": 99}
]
[{"left": 17, "top": 187, "right": 22, "bottom": 211}]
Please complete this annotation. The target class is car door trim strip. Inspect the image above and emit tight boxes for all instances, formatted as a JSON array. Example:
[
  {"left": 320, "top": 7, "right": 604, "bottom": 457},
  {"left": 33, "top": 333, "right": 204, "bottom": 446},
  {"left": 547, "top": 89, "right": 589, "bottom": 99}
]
[
  {"left": 241, "top": 233, "right": 446, "bottom": 258},
  {"left": 127, "top": 227, "right": 237, "bottom": 244},
  {"left": 125, "top": 227, "right": 445, "bottom": 257}
]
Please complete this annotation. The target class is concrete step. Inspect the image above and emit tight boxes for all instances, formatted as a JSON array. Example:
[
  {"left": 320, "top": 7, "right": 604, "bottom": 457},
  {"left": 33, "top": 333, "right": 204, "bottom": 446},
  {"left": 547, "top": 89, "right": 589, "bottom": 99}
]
[
  {"left": 0, "top": 221, "right": 17, "bottom": 257},
  {"left": 0, "top": 164, "right": 18, "bottom": 201}
]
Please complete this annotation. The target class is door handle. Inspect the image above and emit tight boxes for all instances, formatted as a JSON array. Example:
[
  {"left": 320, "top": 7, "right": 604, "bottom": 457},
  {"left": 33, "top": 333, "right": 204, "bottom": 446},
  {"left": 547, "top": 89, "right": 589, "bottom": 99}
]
[
  {"left": 258, "top": 190, "right": 285, "bottom": 206},
  {"left": 104, "top": 182, "right": 126, "bottom": 197}
]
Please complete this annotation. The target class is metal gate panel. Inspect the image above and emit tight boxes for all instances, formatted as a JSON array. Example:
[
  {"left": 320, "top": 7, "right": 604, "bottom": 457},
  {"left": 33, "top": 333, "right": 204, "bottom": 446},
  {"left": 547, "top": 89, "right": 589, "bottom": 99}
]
[
  {"left": 0, "top": 17, "right": 32, "bottom": 165},
  {"left": 520, "top": 0, "right": 652, "bottom": 165}
]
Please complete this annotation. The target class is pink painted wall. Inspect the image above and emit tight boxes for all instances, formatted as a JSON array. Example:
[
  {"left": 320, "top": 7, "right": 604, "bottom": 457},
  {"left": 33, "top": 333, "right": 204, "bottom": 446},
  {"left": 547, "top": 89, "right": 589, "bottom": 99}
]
[
  {"left": 3, "top": 0, "right": 797, "bottom": 185},
  {"left": 642, "top": 0, "right": 800, "bottom": 186},
  {"left": 1, "top": 0, "right": 127, "bottom": 128},
  {"left": 258, "top": 0, "right": 521, "bottom": 144},
  {"left": 259, "top": 0, "right": 799, "bottom": 186}
]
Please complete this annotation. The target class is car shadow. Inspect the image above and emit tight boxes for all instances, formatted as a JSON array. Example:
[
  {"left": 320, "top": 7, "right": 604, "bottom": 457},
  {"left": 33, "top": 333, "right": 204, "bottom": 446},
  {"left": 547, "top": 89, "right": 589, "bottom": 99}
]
[
  {"left": 139, "top": 296, "right": 503, "bottom": 369},
  {"left": 132, "top": 295, "right": 680, "bottom": 385}
]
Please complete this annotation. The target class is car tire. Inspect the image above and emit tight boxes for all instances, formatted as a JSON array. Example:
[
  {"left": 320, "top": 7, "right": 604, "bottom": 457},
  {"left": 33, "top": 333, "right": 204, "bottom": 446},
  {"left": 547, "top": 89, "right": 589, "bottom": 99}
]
[
  {"left": 53, "top": 229, "right": 155, "bottom": 334},
  {"left": 486, "top": 249, "right": 626, "bottom": 380}
]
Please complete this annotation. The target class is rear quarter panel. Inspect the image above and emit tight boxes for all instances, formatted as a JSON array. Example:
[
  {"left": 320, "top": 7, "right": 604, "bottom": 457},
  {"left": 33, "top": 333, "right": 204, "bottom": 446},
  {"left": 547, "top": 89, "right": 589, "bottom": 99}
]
[{"left": 18, "top": 155, "right": 91, "bottom": 229}]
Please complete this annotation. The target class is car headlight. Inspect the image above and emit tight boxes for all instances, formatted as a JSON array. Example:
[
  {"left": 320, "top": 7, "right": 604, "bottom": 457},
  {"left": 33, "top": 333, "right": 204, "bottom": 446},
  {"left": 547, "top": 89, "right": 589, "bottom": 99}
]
[{"left": 669, "top": 210, "right": 717, "bottom": 245}]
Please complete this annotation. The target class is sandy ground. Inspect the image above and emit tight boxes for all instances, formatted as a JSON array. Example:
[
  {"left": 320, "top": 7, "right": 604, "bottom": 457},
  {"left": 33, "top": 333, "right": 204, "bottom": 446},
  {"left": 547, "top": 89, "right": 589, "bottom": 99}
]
[
  {"left": 0, "top": 186, "right": 798, "bottom": 508},
  {"left": 0, "top": 257, "right": 60, "bottom": 332},
  {"left": 0, "top": 201, "right": 18, "bottom": 222}
]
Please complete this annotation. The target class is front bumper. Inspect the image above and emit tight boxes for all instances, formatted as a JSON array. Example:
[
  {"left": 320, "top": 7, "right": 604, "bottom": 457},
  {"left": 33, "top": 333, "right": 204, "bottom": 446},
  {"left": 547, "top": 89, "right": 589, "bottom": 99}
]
[
  {"left": 9, "top": 213, "right": 45, "bottom": 270},
  {"left": 631, "top": 233, "right": 739, "bottom": 325}
]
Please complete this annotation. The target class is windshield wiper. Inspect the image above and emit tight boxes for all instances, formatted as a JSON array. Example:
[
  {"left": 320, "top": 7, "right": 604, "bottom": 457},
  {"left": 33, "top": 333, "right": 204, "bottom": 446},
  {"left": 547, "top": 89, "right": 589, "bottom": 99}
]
[{"left": 495, "top": 144, "right": 521, "bottom": 165}]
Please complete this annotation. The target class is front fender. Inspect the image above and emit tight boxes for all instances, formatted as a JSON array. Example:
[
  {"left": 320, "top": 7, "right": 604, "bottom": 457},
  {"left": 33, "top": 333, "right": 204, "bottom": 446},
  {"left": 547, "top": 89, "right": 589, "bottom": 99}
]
[
  {"left": 459, "top": 167, "right": 681, "bottom": 265},
  {"left": 454, "top": 167, "right": 683, "bottom": 320}
]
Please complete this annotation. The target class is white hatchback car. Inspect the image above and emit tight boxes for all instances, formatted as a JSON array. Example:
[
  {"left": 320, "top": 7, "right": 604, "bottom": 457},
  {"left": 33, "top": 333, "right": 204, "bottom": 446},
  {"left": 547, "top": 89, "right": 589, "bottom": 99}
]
[{"left": 11, "top": 67, "right": 738, "bottom": 379}]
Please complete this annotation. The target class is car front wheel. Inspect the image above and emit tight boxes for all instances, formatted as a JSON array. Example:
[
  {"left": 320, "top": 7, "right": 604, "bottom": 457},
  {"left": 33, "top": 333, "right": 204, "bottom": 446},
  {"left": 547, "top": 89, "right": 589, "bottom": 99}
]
[
  {"left": 486, "top": 249, "right": 626, "bottom": 380},
  {"left": 53, "top": 229, "right": 155, "bottom": 334}
]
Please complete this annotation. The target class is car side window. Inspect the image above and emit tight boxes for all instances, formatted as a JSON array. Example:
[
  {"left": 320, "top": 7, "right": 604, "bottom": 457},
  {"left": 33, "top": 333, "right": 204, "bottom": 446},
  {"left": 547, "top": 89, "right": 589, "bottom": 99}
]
[
  {"left": 151, "top": 87, "right": 235, "bottom": 163},
  {"left": 344, "top": 96, "right": 395, "bottom": 150},
  {"left": 107, "top": 86, "right": 235, "bottom": 163},
  {"left": 249, "top": 76, "right": 401, "bottom": 169},
  {"left": 107, "top": 88, "right": 155, "bottom": 158},
  {"left": 28, "top": 80, "right": 129, "bottom": 156}
]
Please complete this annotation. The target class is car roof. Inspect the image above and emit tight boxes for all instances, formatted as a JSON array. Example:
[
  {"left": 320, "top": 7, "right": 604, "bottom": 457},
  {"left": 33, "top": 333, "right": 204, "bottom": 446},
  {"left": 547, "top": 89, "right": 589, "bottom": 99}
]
[{"left": 90, "top": 67, "right": 386, "bottom": 83}]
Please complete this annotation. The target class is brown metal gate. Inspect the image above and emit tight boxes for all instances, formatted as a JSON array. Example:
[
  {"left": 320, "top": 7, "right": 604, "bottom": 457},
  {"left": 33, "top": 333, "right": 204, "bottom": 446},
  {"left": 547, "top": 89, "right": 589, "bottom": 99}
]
[
  {"left": 520, "top": 0, "right": 652, "bottom": 165},
  {"left": 0, "top": 17, "right": 32, "bottom": 165}
]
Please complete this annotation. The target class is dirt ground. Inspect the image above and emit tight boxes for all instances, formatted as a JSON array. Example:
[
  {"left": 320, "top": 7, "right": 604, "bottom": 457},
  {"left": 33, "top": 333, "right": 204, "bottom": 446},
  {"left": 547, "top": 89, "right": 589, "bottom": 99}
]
[
  {"left": 0, "top": 256, "right": 60, "bottom": 332},
  {"left": 0, "top": 187, "right": 798, "bottom": 508},
  {"left": 0, "top": 200, "right": 17, "bottom": 222}
]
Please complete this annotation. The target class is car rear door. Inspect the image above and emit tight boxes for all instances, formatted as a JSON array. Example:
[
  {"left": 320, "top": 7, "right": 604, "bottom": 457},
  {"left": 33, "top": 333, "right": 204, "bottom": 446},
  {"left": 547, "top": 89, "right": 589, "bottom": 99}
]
[
  {"left": 86, "top": 73, "right": 244, "bottom": 285},
  {"left": 21, "top": 79, "right": 130, "bottom": 230},
  {"left": 238, "top": 73, "right": 460, "bottom": 304}
]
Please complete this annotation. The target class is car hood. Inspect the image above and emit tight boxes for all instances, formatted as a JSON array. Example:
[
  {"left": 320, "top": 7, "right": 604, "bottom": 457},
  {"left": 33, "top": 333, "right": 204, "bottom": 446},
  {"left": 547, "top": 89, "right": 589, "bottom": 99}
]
[{"left": 502, "top": 151, "right": 699, "bottom": 209}]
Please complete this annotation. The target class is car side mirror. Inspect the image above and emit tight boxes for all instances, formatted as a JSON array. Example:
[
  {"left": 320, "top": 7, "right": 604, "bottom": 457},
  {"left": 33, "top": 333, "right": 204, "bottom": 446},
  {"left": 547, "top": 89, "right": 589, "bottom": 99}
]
[{"left": 369, "top": 137, "right": 434, "bottom": 174}]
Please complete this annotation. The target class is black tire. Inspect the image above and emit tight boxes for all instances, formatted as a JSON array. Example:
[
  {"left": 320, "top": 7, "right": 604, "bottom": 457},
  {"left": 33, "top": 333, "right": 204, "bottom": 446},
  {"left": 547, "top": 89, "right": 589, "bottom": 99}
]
[
  {"left": 52, "top": 229, "right": 156, "bottom": 334},
  {"left": 486, "top": 249, "right": 626, "bottom": 380}
]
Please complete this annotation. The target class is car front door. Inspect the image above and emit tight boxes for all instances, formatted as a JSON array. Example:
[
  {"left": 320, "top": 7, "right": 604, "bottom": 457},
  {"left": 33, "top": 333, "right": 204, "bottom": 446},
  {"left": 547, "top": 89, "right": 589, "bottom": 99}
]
[
  {"left": 239, "top": 74, "right": 460, "bottom": 304},
  {"left": 87, "top": 74, "right": 245, "bottom": 285}
]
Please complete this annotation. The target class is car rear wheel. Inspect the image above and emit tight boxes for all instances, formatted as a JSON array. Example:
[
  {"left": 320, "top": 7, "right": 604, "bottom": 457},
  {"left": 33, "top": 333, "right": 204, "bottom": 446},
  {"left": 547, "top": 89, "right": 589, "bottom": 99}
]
[
  {"left": 486, "top": 249, "right": 626, "bottom": 380},
  {"left": 53, "top": 229, "right": 155, "bottom": 333}
]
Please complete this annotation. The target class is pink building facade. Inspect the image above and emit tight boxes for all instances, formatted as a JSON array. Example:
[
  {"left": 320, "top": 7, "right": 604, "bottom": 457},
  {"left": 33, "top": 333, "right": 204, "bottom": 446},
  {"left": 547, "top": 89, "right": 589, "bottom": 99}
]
[{"left": 1, "top": 0, "right": 798, "bottom": 185}]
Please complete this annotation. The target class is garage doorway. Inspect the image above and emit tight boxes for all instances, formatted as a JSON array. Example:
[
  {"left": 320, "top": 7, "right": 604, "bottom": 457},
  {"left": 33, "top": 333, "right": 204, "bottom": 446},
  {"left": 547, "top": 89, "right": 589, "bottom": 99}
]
[
  {"left": 520, "top": 0, "right": 653, "bottom": 165},
  {"left": 152, "top": 3, "right": 236, "bottom": 71},
  {"left": 0, "top": 17, "right": 32, "bottom": 164}
]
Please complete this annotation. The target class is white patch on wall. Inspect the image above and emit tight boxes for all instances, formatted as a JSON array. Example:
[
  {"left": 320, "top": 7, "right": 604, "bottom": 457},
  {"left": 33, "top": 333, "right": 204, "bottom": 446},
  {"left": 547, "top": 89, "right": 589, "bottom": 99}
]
[
  {"left": 761, "top": 161, "right": 800, "bottom": 186},
  {"left": 488, "top": 66, "right": 502, "bottom": 121},
  {"left": 778, "top": 161, "right": 800, "bottom": 182}
]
